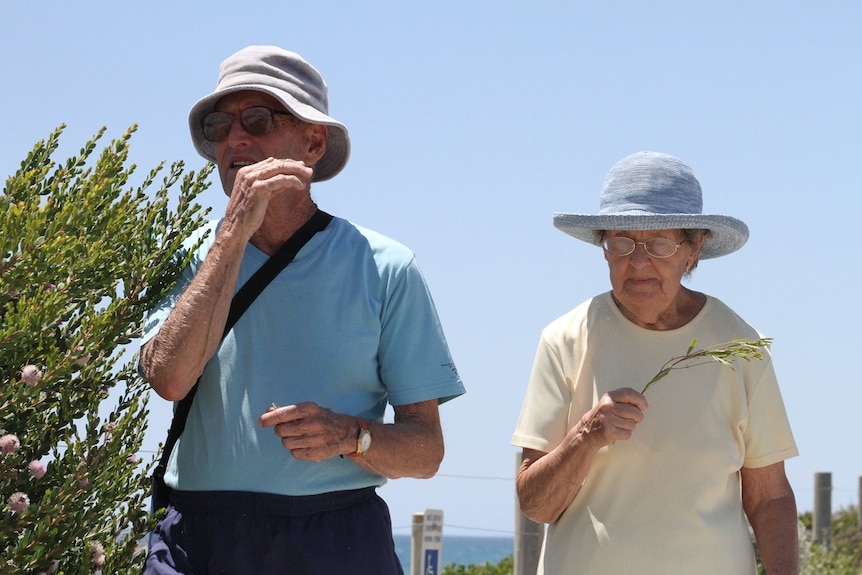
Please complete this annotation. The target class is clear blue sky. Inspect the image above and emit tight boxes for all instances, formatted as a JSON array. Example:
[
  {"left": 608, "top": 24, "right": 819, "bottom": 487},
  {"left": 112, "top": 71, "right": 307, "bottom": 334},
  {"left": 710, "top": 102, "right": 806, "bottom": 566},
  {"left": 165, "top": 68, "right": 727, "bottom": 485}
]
[{"left": 3, "top": 1, "right": 860, "bottom": 539}]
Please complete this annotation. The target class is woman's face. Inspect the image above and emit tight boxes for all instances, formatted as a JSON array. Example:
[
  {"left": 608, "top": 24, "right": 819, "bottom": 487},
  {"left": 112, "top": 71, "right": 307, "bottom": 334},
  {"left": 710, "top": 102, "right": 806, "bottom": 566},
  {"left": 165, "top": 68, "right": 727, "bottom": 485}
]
[{"left": 603, "top": 229, "right": 704, "bottom": 329}]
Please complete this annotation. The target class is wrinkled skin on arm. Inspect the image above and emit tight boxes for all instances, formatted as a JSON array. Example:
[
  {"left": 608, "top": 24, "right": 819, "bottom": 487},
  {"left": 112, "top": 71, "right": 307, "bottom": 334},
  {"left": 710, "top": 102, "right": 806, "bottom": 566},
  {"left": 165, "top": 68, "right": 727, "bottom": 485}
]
[
  {"left": 741, "top": 462, "right": 799, "bottom": 574},
  {"left": 259, "top": 399, "right": 444, "bottom": 479},
  {"left": 516, "top": 388, "right": 648, "bottom": 523}
]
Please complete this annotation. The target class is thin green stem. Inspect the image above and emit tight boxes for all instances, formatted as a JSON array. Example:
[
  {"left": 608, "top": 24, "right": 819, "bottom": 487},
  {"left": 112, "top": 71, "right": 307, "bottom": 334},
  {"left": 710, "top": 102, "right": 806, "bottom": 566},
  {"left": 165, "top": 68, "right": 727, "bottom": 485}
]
[{"left": 641, "top": 337, "right": 772, "bottom": 394}]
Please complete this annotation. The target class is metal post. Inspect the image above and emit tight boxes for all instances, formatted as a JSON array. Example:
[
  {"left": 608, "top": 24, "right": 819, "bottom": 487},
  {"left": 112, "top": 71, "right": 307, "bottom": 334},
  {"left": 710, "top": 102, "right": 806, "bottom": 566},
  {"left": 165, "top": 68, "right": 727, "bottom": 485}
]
[
  {"left": 411, "top": 512, "right": 424, "bottom": 575},
  {"left": 813, "top": 472, "right": 832, "bottom": 545},
  {"left": 514, "top": 451, "right": 544, "bottom": 575}
]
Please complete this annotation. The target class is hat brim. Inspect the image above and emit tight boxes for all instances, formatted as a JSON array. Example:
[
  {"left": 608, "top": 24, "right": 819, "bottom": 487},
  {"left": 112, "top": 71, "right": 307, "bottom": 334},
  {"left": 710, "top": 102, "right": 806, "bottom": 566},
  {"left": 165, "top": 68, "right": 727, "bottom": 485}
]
[
  {"left": 552, "top": 213, "right": 749, "bottom": 259},
  {"left": 188, "top": 85, "right": 350, "bottom": 183}
]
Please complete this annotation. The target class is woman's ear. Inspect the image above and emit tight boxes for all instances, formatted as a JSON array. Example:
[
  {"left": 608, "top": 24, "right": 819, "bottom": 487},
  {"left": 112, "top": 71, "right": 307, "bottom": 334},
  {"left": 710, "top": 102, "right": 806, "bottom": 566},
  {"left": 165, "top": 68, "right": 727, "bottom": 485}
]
[{"left": 686, "top": 233, "right": 707, "bottom": 272}]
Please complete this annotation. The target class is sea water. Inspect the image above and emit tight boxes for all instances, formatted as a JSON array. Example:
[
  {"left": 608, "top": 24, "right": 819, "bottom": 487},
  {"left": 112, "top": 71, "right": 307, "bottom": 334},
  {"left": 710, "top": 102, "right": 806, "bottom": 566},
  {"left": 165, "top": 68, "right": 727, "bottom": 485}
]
[{"left": 393, "top": 534, "right": 513, "bottom": 574}]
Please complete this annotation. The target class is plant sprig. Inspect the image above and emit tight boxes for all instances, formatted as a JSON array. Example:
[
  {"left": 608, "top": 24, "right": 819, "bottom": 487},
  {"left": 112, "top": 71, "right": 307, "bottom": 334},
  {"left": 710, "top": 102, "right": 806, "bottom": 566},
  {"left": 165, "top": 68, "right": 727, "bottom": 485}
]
[{"left": 641, "top": 337, "right": 773, "bottom": 394}]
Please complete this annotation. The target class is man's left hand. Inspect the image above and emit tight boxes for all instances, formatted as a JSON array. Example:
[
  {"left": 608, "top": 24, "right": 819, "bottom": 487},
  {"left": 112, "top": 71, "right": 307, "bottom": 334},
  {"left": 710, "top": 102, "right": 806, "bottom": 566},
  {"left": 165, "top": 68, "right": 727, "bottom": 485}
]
[{"left": 259, "top": 402, "right": 353, "bottom": 461}]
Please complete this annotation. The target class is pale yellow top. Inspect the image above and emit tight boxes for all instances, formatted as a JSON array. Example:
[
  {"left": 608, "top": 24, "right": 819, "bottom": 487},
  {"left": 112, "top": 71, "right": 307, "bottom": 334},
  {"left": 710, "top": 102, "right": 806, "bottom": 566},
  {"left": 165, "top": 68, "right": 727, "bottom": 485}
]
[{"left": 512, "top": 293, "right": 798, "bottom": 575}]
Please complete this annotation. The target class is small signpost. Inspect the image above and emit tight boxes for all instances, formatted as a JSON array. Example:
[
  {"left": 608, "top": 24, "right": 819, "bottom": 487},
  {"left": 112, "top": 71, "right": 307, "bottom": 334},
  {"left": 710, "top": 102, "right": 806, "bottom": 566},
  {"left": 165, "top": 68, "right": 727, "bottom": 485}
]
[{"left": 421, "top": 508, "right": 444, "bottom": 575}]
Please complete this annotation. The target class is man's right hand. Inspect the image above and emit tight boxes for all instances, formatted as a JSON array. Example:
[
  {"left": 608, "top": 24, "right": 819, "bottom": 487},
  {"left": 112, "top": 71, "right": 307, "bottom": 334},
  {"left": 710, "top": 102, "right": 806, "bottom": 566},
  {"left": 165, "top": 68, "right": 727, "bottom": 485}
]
[{"left": 222, "top": 158, "right": 314, "bottom": 244}]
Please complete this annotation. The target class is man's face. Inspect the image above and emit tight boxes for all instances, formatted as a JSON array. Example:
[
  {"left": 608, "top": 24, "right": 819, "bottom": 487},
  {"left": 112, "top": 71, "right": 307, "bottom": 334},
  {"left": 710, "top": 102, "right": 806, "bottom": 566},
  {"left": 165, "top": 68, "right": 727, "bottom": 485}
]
[{"left": 210, "top": 90, "right": 323, "bottom": 194}]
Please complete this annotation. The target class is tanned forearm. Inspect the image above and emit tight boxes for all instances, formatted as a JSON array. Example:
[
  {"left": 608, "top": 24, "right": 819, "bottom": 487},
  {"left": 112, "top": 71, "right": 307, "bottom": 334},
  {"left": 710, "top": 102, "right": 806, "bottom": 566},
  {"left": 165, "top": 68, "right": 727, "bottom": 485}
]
[
  {"left": 516, "top": 429, "right": 599, "bottom": 524},
  {"left": 259, "top": 400, "right": 446, "bottom": 479},
  {"left": 749, "top": 494, "right": 799, "bottom": 574},
  {"left": 517, "top": 387, "right": 648, "bottom": 524},
  {"left": 141, "top": 229, "right": 247, "bottom": 401},
  {"left": 742, "top": 463, "right": 799, "bottom": 574},
  {"left": 349, "top": 401, "right": 444, "bottom": 479}
]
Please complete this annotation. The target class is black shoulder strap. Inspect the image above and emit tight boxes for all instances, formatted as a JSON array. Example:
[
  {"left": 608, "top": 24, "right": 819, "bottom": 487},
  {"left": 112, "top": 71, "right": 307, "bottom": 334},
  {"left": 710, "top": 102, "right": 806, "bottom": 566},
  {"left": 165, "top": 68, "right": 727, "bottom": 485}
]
[
  {"left": 224, "top": 209, "right": 333, "bottom": 335},
  {"left": 154, "top": 209, "right": 333, "bottom": 477}
]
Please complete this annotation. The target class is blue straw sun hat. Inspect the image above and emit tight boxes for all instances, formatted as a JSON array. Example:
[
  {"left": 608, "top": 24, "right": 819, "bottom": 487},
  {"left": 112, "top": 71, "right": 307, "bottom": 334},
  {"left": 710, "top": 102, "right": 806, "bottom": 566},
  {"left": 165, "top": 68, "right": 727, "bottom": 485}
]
[
  {"left": 553, "top": 151, "right": 749, "bottom": 259},
  {"left": 188, "top": 46, "right": 350, "bottom": 183}
]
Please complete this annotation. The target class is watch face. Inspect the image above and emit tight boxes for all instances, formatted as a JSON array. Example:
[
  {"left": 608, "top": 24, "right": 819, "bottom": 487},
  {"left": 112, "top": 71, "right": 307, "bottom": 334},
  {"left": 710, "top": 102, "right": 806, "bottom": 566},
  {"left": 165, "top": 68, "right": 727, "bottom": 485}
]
[{"left": 358, "top": 429, "right": 372, "bottom": 453}]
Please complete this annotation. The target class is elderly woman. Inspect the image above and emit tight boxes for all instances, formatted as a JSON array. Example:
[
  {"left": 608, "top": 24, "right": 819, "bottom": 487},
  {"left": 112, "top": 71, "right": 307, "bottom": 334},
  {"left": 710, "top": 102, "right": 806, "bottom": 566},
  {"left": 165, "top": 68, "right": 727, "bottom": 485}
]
[{"left": 512, "top": 152, "right": 799, "bottom": 574}]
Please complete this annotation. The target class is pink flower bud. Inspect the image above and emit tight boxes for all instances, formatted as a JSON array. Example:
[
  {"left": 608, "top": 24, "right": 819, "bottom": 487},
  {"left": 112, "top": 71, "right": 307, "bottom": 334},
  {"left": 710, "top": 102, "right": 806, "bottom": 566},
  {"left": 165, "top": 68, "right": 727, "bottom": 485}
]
[
  {"left": 28, "top": 460, "right": 47, "bottom": 478},
  {"left": 79, "top": 477, "right": 89, "bottom": 488},
  {"left": 21, "top": 365, "right": 42, "bottom": 385},
  {"left": 0, "top": 434, "right": 21, "bottom": 454},
  {"left": 8, "top": 492, "right": 30, "bottom": 512},
  {"left": 127, "top": 454, "right": 140, "bottom": 464},
  {"left": 103, "top": 422, "right": 117, "bottom": 433},
  {"left": 89, "top": 541, "right": 106, "bottom": 568},
  {"left": 75, "top": 346, "right": 91, "bottom": 366}
]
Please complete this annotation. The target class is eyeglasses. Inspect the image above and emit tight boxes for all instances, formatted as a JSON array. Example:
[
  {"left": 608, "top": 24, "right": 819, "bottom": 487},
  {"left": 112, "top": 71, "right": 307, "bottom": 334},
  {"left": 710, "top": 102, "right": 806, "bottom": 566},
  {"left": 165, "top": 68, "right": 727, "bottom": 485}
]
[
  {"left": 201, "top": 106, "right": 295, "bottom": 142},
  {"left": 602, "top": 236, "right": 684, "bottom": 258}
]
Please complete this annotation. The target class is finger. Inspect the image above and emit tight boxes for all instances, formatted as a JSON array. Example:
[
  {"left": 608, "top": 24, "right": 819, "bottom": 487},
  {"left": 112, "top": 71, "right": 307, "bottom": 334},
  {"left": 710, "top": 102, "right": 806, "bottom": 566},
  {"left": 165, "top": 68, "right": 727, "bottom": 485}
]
[
  {"left": 288, "top": 447, "right": 329, "bottom": 463},
  {"left": 285, "top": 436, "right": 341, "bottom": 462},
  {"left": 609, "top": 409, "right": 643, "bottom": 431},
  {"left": 593, "top": 394, "right": 643, "bottom": 425},
  {"left": 582, "top": 398, "right": 646, "bottom": 448},
  {"left": 231, "top": 160, "right": 309, "bottom": 203},
  {"left": 259, "top": 402, "right": 323, "bottom": 428},
  {"left": 252, "top": 158, "right": 313, "bottom": 188},
  {"left": 259, "top": 403, "right": 301, "bottom": 427},
  {"left": 230, "top": 175, "right": 289, "bottom": 209},
  {"left": 610, "top": 427, "right": 635, "bottom": 442},
  {"left": 276, "top": 422, "right": 308, "bottom": 442},
  {"left": 606, "top": 387, "right": 649, "bottom": 412}
]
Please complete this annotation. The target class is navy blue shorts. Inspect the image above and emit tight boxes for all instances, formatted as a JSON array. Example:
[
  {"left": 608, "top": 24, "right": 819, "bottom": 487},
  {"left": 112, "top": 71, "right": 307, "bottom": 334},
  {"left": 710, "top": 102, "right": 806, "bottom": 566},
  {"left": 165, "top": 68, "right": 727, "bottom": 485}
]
[{"left": 143, "top": 488, "right": 404, "bottom": 575}]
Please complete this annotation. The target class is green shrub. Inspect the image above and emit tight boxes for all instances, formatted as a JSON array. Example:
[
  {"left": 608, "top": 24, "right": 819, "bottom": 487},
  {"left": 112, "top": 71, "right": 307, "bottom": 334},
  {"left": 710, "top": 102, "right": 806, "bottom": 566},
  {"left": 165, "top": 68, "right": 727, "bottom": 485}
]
[
  {"left": 0, "top": 126, "right": 210, "bottom": 574},
  {"left": 797, "top": 507, "right": 861, "bottom": 575},
  {"left": 443, "top": 554, "right": 513, "bottom": 575}
]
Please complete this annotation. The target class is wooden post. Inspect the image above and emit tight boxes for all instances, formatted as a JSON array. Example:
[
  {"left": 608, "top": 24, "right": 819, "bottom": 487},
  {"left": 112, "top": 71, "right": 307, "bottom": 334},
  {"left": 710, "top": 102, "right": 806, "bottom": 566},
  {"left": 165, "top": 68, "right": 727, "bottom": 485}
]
[
  {"left": 411, "top": 512, "right": 424, "bottom": 575},
  {"left": 514, "top": 451, "right": 544, "bottom": 575},
  {"left": 813, "top": 472, "right": 832, "bottom": 545}
]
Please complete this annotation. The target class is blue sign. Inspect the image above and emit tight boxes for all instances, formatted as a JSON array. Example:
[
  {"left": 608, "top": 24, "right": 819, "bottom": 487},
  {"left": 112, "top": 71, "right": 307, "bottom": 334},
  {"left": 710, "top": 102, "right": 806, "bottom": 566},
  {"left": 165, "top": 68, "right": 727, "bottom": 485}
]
[{"left": 423, "top": 549, "right": 439, "bottom": 575}]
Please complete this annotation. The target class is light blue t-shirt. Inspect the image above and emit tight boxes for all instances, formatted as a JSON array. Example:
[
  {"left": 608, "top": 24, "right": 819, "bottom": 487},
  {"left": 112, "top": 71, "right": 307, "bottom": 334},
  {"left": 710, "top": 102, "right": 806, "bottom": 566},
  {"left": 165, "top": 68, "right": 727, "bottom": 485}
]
[{"left": 142, "top": 215, "right": 465, "bottom": 496}]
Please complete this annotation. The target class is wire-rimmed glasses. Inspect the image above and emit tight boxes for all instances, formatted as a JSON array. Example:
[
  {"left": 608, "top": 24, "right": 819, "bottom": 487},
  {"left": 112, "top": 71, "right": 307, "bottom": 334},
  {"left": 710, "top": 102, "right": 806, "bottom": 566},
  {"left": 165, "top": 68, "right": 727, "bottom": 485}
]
[{"left": 602, "top": 236, "right": 684, "bottom": 258}]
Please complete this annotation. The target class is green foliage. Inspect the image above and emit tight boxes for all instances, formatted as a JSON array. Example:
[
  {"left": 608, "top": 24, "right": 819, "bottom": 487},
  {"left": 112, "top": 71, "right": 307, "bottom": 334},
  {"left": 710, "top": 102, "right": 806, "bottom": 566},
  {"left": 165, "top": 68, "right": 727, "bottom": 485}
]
[
  {"left": 642, "top": 337, "right": 773, "bottom": 394},
  {"left": 0, "top": 126, "right": 210, "bottom": 574},
  {"left": 443, "top": 555, "right": 513, "bottom": 575},
  {"left": 796, "top": 508, "right": 862, "bottom": 575}
]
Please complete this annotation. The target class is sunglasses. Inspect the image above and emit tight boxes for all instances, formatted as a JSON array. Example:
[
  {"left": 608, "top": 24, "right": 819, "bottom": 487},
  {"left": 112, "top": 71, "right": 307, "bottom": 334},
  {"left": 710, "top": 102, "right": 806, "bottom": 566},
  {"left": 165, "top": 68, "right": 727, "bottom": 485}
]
[{"left": 201, "top": 106, "right": 295, "bottom": 142}]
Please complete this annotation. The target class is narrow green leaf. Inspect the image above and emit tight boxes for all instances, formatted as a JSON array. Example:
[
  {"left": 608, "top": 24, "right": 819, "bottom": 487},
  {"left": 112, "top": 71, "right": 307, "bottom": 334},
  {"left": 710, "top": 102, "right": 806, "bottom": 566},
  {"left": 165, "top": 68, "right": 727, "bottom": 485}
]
[{"left": 641, "top": 337, "right": 772, "bottom": 395}]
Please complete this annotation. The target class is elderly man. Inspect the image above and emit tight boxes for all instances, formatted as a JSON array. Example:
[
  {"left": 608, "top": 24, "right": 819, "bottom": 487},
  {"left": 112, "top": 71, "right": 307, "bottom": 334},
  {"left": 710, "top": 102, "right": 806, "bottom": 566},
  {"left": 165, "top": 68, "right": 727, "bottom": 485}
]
[{"left": 141, "top": 46, "right": 465, "bottom": 575}]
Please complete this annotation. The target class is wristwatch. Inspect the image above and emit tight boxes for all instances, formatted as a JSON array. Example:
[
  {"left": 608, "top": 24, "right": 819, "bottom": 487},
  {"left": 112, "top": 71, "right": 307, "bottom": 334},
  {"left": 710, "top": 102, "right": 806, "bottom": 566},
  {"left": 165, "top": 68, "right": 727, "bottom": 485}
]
[{"left": 349, "top": 419, "right": 371, "bottom": 458}]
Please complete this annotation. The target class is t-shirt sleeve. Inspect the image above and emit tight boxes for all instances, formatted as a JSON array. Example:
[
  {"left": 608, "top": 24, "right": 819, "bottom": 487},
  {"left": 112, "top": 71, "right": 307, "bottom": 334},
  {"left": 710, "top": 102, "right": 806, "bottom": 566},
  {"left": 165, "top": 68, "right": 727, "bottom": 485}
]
[
  {"left": 512, "top": 335, "right": 573, "bottom": 453},
  {"left": 377, "top": 255, "right": 464, "bottom": 406},
  {"left": 742, "top": 357, "right": 799, "bottom": 468}
]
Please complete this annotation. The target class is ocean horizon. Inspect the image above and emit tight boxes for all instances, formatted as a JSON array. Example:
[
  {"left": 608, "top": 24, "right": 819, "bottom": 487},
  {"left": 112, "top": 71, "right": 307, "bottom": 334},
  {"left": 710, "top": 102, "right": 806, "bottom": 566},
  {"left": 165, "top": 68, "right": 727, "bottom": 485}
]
[{"left": 393, "top": 533, "right": 513, "bottom": 574}]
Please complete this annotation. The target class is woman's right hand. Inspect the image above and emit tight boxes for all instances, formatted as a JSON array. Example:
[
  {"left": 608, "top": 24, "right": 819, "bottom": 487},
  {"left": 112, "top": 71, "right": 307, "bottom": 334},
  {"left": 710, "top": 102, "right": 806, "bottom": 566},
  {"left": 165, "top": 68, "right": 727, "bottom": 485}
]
[
  {"left": 517, "top": 388, "right": 650, "bottom": 523},
  {"left": 578, "top": 388, "right": 649, "bottom": 450}
]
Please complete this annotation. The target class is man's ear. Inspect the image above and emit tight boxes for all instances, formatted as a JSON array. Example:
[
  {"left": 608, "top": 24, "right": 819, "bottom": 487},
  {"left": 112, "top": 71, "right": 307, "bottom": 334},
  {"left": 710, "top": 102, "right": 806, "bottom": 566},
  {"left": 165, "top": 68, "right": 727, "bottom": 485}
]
[{"left": 305, "top": 124, "right": 328, "bottom": 164}]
